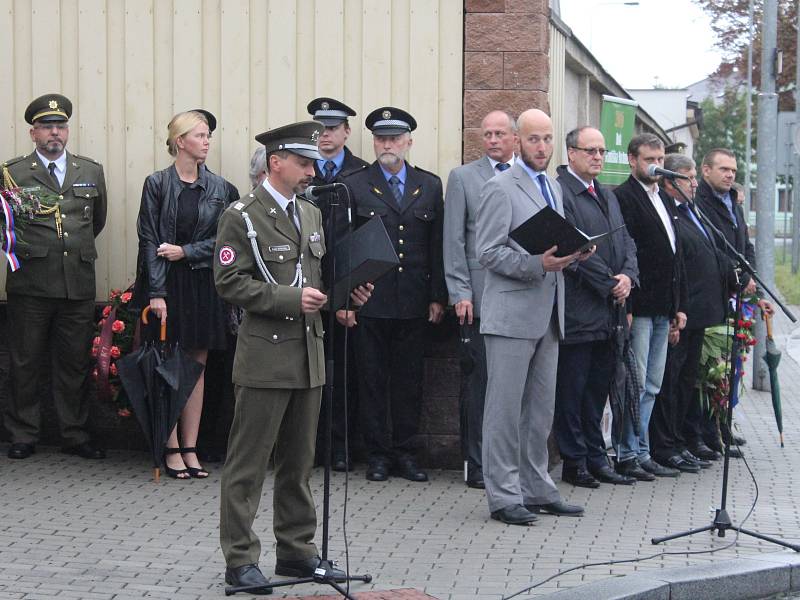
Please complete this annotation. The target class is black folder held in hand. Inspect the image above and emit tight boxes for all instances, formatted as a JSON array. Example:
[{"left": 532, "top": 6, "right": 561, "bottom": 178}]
[
  {"left": 332, "top": 216, "right": 400, "bottom": 310},
  {"left": 509, "top": 206, "right": 624, "bottom": 257}
]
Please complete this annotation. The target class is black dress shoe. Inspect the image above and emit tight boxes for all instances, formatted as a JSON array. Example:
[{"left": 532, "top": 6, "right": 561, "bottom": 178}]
[
  {"left": 225, "top": 564, "right": 273, "bottom": 595},
  {"left": 615, "top": 459, "right": 655, "bottom": 481},
  {"left": 61, "top": 441, "right": 106, "bottom": 459},
  {"left": 680, "top": 449, "right": 711, "bottom": 469},
  {"left": 332, "top": 455, "right": 352, "bottom": 472},
  {"left": 640, "top": 459, "right": 680, "bottom": 477},
  {"left": 7, "top": 443, "right": 35, "bottom": 459},
  {"left": 562, "top": 467, "right": 600, "bottom": 488},
  {"left": 466, "top": 467, "right": 485, "bottom": 489},
  {"left": 689, "top": 442, "right": 722, "bottom": 461},
  {"left": 732, "top": 434, "right": 747, "bottom": 446},
  {"left": 661, "top": 454, "right": 700, "bottom": 473},
  {"left": 198, "top": 449, "right": 225, "bottom": 463},
  {"left": 526, "top": 500, "right": 584, "bottom": 517},
  {"left": 726, "top": 445, "right": 744, "bottom": 459},
  {"left": 393, "top": 457, "right": 428, "bottom": 482},
  {"left": 589, "top": 464, "right": 635, "bottom": 485},
  {"left": 490, "top": 504, "right": 538, "bottom": 525},
  {"left": 365, "top": 460, "right": 389, "bottom": 481},
  {"left": 275, "top": 556, "right": 345, "bottom": 581}
]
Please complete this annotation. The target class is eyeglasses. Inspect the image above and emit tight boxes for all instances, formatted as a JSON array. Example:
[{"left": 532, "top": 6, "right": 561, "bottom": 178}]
[
  {"left": 34, "top": 123, "right": 68, "bottom": 131},
  {"left": 571, "top": 146, "right": 607, "bottom": 156}
]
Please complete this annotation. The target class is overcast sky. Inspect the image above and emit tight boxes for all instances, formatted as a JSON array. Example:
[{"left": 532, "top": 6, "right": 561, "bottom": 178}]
[{"left": 558, "top": 0, "right": 725, "bottom": 89}]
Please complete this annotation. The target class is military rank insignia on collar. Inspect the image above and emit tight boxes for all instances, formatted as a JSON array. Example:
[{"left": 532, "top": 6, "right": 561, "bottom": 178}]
[
  {"left": 233, "top": 201, "right": 244, "bottom": 210},
  {"left": 269, "top": 207, "right": 277, "bottom": 215},
  {"left": 372, "top": 187, "right": 383, "bottom": 196},
  {"left": 411, "top": 187, "right": 421, "bottom": 197},
  {"left": 309, "top": 232, "right": 321, "bottom": 243}
]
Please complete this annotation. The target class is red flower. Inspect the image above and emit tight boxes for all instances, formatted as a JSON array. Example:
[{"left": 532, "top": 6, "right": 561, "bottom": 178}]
[
  {"left": 117, "top": 408, "right": 131, "bottom": 418},
  {"left": 90, "top": 346, "right": 98, "bottom": 357},
  {"left": 110, "top": 346, "right": 121, "bottom": 359},
  {"left": 120, "top": 291, "right": 133, "bottom": 304},
  {"left": 736, "top": 332, "right": 747, "bottom": 340},
  {"left": 109, "top": 288, "right": 122, "bottom": 299},
  {"left": 743, "top": 320, "right": 752, "bottom": 329},
  {"left": 92, "top": 336, "right": 101, "bottom": 347},
  {"left": 98, "top": 318, "right": 106, "bottom": 328},
  {"left": 109, "top": 363, "right": 118, "bottom": 376},
  {"left": 111, "top": 320, "right": 125, "bottom": 334},
  {"left": 737, "top": 319, "right": 745, "bottom": 328},
  {"left": 102, "top": 305, "right": 112, "bottom": 317}
]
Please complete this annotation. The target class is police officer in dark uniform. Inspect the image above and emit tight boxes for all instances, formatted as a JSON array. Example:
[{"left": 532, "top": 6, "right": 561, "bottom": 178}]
[
  {"left": 214, "top": 121, "right": 369, "bottom": 592},
  {"left": 2, "top": 93, "right": 107, "bottom": 460},
  {"left": 342, "top": 107, "right": 447, "bottom": 482},
  {"left": 306, "top": 97, "right": 369, "bottom": 471}
]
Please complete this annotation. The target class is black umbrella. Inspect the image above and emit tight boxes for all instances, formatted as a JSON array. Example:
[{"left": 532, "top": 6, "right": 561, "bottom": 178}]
[
  {"left": 117, "top": 307, "right": 204, "bottom": 481},
  {"left": 762, "top": 313, "right": 784, "bottom": 448},
  {"left": 609, "top": 303, "right": 641, "bottom": 442}
]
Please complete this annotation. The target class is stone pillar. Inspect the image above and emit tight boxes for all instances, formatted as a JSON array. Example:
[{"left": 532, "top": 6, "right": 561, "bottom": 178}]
[{"left": 463, "top": 0, "right": 551, "bottom": 162}]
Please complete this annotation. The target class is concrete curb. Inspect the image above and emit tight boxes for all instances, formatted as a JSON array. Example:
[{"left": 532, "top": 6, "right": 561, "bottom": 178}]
[{"left": 538, "top": 552, "right": 800, "bottom": 600}]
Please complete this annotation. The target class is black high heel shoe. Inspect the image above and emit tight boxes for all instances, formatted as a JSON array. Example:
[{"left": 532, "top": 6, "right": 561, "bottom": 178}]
[
  {"left": 180, "top": 447, "right": 209, "bottom": 479},
  {"left": 164, "top": 447, "right": 190, "bottom": 479}
]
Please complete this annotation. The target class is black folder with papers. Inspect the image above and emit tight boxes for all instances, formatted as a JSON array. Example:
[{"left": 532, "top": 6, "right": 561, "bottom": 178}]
[
  {"left": 331, "top": 216, "right": 400, "bottom": 310},
  {"left": 509, "top": 206, "right": 624, "bottom": 257}
]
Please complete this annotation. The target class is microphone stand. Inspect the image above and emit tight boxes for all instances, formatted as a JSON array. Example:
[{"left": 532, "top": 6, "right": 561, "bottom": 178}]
[
  {"left": 650, "top": 177, "right": 800, "bottom": 552},
  {"left": 226, "top": 183, "right": 373, "bottom": 597}
]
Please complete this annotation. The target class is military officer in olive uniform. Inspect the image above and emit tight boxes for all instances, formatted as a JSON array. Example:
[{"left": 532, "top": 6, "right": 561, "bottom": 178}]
[
  {"left": 2, "top": 94, "right": 107, "bottom": 460},
  {"left": 214, "top": 121, "right": 369, "bottom": 593},
  {"left": 343, "top": 107, "right": 447, "bottom": 483},
  {"left": 307, "top": 97, "right": 369, "bottom": 472}
]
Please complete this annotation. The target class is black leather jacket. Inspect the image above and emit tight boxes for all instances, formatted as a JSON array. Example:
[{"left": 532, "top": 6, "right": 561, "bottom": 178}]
[{"left": 135, "top": 163, "right": 230, "bottom": 299}]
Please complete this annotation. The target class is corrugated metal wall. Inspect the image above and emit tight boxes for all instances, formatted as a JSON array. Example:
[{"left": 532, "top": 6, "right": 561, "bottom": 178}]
[{"left": 0, "top": 0, "right": 464, "bottom": 300}]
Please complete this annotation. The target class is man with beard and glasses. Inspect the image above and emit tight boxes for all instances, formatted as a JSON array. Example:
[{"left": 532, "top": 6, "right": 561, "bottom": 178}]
[
  {"left": 477, "top": 109, "right": 588, "bottom": 525},
  {"left": 341, "top": 106, "right": 447, "bottom": 483},
  {"left": 2, "top": 93, "right": 108, "bottom": 461},
  {"left": 214, "top": 121, "right": 371, "bottom": 592}
]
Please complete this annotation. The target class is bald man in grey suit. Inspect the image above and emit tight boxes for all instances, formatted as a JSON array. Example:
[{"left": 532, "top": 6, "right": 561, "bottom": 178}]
[
  {"left": 477, "top": 109, "right": 588, "bottom": 525},
  {"left": 444, "top": 110, "right": 517, "bottom": 490}
]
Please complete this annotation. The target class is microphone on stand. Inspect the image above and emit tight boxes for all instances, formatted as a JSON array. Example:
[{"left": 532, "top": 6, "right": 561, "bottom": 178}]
[
  {"left": 648, "top": 164, "right": 690, "bottom": 180},
  {"left": 303, "top": 182, "right": 345, "bottom": 199}
]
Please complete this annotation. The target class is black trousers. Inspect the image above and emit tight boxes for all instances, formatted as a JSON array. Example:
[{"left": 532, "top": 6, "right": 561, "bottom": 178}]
[
  {"left": 650, "top": 327, "right": 705, "bottom": 460},
  {"left": 315, "top": 314, "right": 360, "bottom": 460},
  {"left": 458, "top": 320, "right": 487, "bottom": 477},
  {"left": 5, "top": 294, "right": 95, "bottom": 445},
  {"left": 554, "top": 340, "right": 615, "bottom": 471},
  {"left": 354, "top": 316, "right": 426, "bottom": 463}
]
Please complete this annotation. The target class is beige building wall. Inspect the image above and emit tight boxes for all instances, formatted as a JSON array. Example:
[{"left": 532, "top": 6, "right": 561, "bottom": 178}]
[{"left": 0, "top": 0, "right": 464, "bottom": 301}]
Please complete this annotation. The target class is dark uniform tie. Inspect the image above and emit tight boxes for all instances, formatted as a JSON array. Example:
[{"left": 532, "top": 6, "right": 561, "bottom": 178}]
[
  {"left": 286, "top": 201, "right": 300, "bottom": 235},
  {"left": 537, "top": 173, "right": 555, "bottom": 210},
  {"left": 389, "top": 175, "right": 403, "bottom": 206},
  {"left": 323, "top": 160, "right": 336, "bottom": 183},
  {"left": 495, "top": 162, "right": 510, "bottom": 172},
  {"left": 48, "top": 162, "right": 60, "bottom": 189}
]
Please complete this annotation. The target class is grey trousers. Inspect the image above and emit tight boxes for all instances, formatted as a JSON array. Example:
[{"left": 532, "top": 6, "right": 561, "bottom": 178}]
[
  {"left": 220, "top": 385, "right": 322, "bottom": 568},
  {"left": 482, "top": 318, "right": 562, "bottom": 512}
]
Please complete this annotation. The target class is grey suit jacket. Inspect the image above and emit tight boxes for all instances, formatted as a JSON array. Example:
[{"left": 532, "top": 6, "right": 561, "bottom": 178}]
[
  {"left": 476, "top": 161, "right": 565, "bottom": 340},
  {"left": 443, "top": 155, "right": 496, "bottom": 317}
]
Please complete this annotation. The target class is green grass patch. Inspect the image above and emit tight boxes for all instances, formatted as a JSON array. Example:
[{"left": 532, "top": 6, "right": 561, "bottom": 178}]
[{"left": 775, "top": 259, "right": 800, "bottom": 305}]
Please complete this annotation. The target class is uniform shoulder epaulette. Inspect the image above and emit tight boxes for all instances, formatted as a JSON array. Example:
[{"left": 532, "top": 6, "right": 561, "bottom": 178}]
[
  {"left": 71, "top": 153, "right": 101, "bottom": 165},
  {"left": 229, "top": 191, "right": 259, "bottom": 212},
  {"left": 2, "top": 155, "right": 27, "bottom": 168},
  {"left": 412, "top": 165, "right": 442, "bottom": 181}
]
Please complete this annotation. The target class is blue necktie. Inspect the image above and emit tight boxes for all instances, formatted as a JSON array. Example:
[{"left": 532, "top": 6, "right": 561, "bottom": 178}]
[
  {"left": 537, "top": 173, "right": 555, "bottom": 210},
  {"left": 496, "top": 162, "right": 510, "bottom": 172},
  {"left": 324, "top": 160, "right": 336, "bottom": 183},
  {"left": 389, "top": 175, "right": 403, "bottom": 205}
]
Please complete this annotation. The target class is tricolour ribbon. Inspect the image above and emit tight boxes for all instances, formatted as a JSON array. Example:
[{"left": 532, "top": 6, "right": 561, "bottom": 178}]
[{"left": 0, "top": 194, "right": 21, "bottom": 271}]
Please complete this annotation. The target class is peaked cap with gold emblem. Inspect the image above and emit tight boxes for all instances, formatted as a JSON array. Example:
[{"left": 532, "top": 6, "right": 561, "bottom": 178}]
[
  {"left": 25, "top": 93, "right": 72, "bottom": 124},
  {"left": 255, "top": 121, "right": 323, "bottom": 160},
  {"left": 364, "top": 106, "right": 416, "bottom": 136}
]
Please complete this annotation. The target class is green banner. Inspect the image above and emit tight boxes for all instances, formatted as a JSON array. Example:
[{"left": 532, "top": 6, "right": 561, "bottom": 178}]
[{"left": 598, "top": 95, "right": 638, "bottom": 186}]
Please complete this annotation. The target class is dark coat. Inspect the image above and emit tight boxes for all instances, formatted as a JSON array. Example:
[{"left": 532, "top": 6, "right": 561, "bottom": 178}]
[
  {"left": 309, "top": 146, "right": 369, "bottom": 289},
  {"left": 342, "top": 161, "right": 447, "bottom": 319},
  {"left": 694, "top": 178, "right": 756, "bottom": 289},
  {"left": 615, "top": 175, "right": 687, "bottom": 318},
  {"left": 3, "top": 150, "right": 107, "bottom": 300},
  {"left": 556, "top": 166, "right": 639, "bottom": 344},
  {"left": 667, "top": 192, "right": 733, "bottom": 330},
  {"left": 135, "top": 163, "right": 231, "bottom": 300}
]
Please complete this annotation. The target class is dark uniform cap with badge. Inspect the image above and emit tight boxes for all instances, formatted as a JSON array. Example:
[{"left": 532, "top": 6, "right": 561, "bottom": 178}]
[
  {"left": 254, "top": 121, "right": 323, "bottom": 161},
  {"left": 306, "top": 97, "right": 357, "bottom": 127},
  {"left": 25, "top": 93, "right": 72, "bottom": 124},
  {"left": 364, "top": 106, "right": 416, "bottom": 136}
]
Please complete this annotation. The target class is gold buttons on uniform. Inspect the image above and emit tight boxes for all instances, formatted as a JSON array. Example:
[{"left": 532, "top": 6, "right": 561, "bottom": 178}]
[
  {"left": 399, "top": 225, "right": 404, "bottom": 231},
  {"left": 306, "top": 325, "right": 310, "bottom": 332},
  {"left": 63, "top": 232, "right": 69, "bottom": 238},
  {"left": 58, "top": 195, "right": 64, "bottom": 200},
  {"left": 278, "top": 255, "right": 284, "bottom": 260},
  {"left": 398, "top": 239, "right": 404, "bottom": 245},
  {"left": 63, "top": 251, "right": 68, "bottom": 256},
  {"left": 398, "top": 253, "right": 404, "bottom": 259}
]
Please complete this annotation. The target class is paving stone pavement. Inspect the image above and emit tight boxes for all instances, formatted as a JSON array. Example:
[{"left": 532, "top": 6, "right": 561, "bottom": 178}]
[{"left": 2, "top": 306, "right": 800, "bottom": 600}]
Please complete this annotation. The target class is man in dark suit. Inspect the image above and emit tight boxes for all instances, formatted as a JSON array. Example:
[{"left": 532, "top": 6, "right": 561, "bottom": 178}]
[
  {"left": 2, "top": 93, "right": 107, "bottom": 461},
  {"left": 554, "top": 126, "right": 639, "bottom": 488},
  {"left": 694, "top": 148, "right": 773, "bottom": 453},
  {"left": 650, "top": 154, "right": 734, "bottom": 467},
  {"left": 443, "top": 109, "right": 517, "bottom": 489},
  {"left": 477, "top": 109, "right": 586, "bottom": 525},
  {"left": 343, "top": 107, "right": 447, "bottom": 483},
  {"left": 613, "top": 134, "right": 693, "bottom": 476},
  {"left": 306, "top": 97, "right": 370, "bottom": 471}
]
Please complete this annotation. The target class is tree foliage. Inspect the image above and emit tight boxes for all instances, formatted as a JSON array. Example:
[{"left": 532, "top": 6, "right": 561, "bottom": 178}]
[
  {"left": 694, "top": 0, "right": 797, "bottom": 111},
  {"left": 693, "top": 89, "right": 750, "bottom": 183}
]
